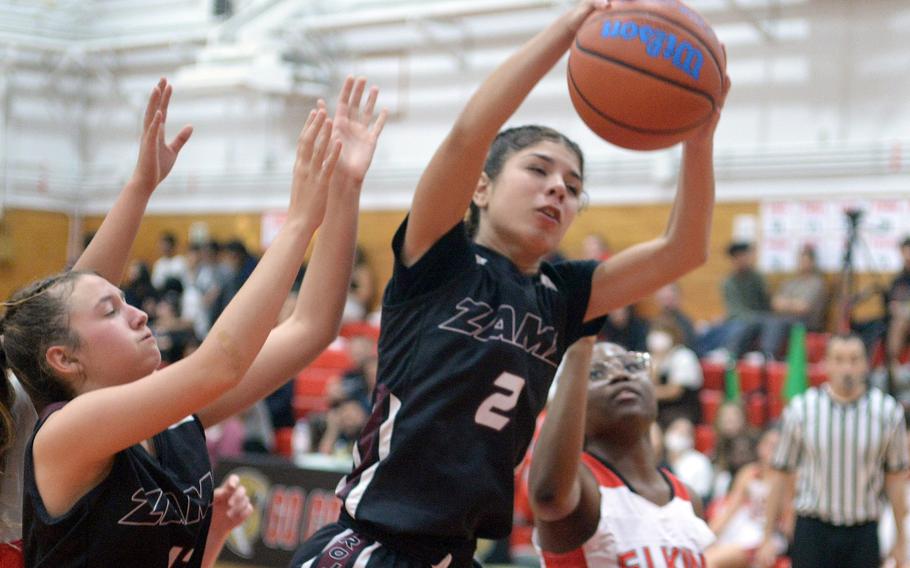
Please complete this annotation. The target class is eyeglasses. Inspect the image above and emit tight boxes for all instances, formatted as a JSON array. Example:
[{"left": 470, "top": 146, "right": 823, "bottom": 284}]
[{"left": 589, "top": 352, "right": 651, "bottom": 382}]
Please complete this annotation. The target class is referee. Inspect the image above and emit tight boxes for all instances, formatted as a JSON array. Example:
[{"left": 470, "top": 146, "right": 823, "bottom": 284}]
[{"left": 757, "top": 333, "right": 909, "bottom": 568}]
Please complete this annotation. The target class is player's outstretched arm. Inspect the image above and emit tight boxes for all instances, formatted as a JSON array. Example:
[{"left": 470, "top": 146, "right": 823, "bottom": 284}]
[
  {"left": 529, "top": 338, "right": 600, "bottom": 551},
  {"left": 583, "top": 74, "right": 732, "bottom": 322},
  {"left": 73, "top": 78, "right": 193, "bottom": 283},
  {"left": 401, "top": 0, "right": 609, "bottom": 266},
  {"left": 197, "top": 77, "right": 386, "bottom": 428},
  {"left": 756, "top": 468, "right": 794, "bottom": 568},
  {"left": 32, "top": 110, "right": 339, "bottom": 518},
  {"left": 707, "top": 463, "right": 754, "bottom": 535}
]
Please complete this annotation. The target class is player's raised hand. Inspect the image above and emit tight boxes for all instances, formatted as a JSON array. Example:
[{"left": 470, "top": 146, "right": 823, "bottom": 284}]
[
  {"left": 318, "top": 76, "right": 387, "bottom": 187},
  {"left": 209, "top": 475, "right": 253, "bottom": 538},
  {"left": 132, "top": 78, "right": 193, "bottom": 192},
  {"left": 287, "top": 108, "right": 342, "bottom": 227},
  {"left": 565, "top": 0, "right": 610, "bottom": 34},
  {"left": 686, "top": 46, "right": 731, "bottom": 145}
]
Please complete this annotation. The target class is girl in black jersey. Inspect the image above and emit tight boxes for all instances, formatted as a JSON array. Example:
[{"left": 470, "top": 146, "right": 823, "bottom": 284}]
[
  {"left": 0, "top": 76, "right": 386, "bottom": 567},
  {"left": 293, "top": 1, "right": 730, "bottom": 567}
]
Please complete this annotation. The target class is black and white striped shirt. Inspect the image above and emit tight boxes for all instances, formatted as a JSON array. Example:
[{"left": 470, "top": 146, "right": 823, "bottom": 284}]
[{"left": 772, "top": 386, "right": 909, "bottom": 526}]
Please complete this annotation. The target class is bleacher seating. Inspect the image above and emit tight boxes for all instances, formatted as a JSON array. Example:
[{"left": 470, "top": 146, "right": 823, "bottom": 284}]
[
  {"left": 274, "top": 426, "right": 294, "bottom": 458},
  {"left": 745, "top": 393, "right": 767, "bottom": 428},
  {"left": 339, "top": 321, "right": 381, "bottom": 341},
  {"left": 293, "top": 368, "right": 340, "bottom": 418},
  {"left": 697, "top": 352, "right": 837, "bottom": 430},
  {"left": 700, "top": 359, "right": 725, "bottom": 391},
  {"left": 766, "top": 361, "right": 787, "bottom": 400},
  {"left": 737, "top": 360, "right": 763, "bottom": 393},
  {"left": 292, "top": 338, "right": 355, "bottom": 419},
  {"left": 694, "top": 424, "right": 715, "bottom": 454},
  {"left": 806, "top": 332, "right": 830, "bottom": 364},
  {"left": 699, "top": 389, "right": 722, "bottom": 425}
]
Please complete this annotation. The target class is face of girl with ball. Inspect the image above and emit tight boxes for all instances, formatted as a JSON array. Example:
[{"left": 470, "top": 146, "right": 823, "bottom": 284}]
[{"left": 474, "top": 140, "right": 584, "bottom": 260}]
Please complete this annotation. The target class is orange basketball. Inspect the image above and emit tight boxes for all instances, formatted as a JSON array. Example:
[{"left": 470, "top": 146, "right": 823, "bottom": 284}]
[{"left": 568, "top": 0, "right": 725, "bottom": 150}]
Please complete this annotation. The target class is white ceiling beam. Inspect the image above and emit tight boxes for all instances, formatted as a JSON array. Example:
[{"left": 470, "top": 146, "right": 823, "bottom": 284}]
[
  {"left": 724, "top": 0, "right": 779, "bottom": 42},
  {"left": 299, "top": 0, "right": 560, "bottom": 33}
]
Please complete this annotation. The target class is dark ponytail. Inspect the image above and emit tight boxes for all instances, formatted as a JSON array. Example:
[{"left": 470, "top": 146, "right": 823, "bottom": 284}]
[
  {"left": 466, "top": 125, "right": 586, "bottom": 239},
  {"left": 0, "top": 325, "right": 14, "bottom": 463}
]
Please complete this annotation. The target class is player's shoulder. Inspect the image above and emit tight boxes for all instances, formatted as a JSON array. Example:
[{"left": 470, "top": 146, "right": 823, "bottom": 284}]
[{"left": 538, "top": 259, "right": 599, "bottom": 295}]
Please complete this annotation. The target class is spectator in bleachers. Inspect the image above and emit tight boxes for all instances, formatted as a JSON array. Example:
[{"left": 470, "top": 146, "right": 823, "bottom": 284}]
[
  {"left": 709, "top": 428, "right": 789, "bottom": 568},
  {"left": 342, "top": 245, "right": 375, "bottom": 323},
  {"left": 241, "top": 401, "right": 275, "bottom": 454},
  {"left": 211, "top": 239, "right": 257, "bottom": 322},
  {"left": 151, "top": 290, "right": 196, "bottom": 365},
  {"left": 150, "top": 230, "right": 189, "bottom": 291},
  {"left": 886, "top": 237, "right": 910, "bottom": 380},
  {"left": 180, "top": 243, "right": 205, "bottom": 336},
  {"left": 580, "top": 232, "right": 612, "bottom": 261},
  {"left": 655, "top": 283, "right": 698, "bottom": 350},
  {"left": 542, "top": 249, "right": 568, "bottom": 264},
  {"left": 772, "top": 244, "right": 828, "bottom": 333},
  {"left": 122, "top": 260, "right": 158, "bottom": 317},
  {"left": 665, "top": 417, "right": 714, "bottom": 502},
  {"left": 329, "top": 336, "right": 378, "bottom": 410},
  {"left": 317, "top": 396, "right": 369, "bottom": 459},
  {"left": 181, "top": 240, "right": 222, "bottom": 339},
  {"left": 722, "top": 242, "right": 788, "bottom": 360},
  {"left": 711, "top": 402, "right": 758, "bottom": 499},
  {"left": 649, "top": 315, "right": 703, "bottom": 429},
  {"left": 599, "top": 305, "right": 648, "bottom": 352},
  {"left": 205, "top": 414, "right": 245, "bottom": 466}
]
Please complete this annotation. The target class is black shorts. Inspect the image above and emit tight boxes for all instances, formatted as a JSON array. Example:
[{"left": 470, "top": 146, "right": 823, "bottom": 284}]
[
  {"left": 289, "top": 523, "right": 480, "bottom": 568},
  {"left": 790, "top": 516, "right": 879, "bottom": 568}
]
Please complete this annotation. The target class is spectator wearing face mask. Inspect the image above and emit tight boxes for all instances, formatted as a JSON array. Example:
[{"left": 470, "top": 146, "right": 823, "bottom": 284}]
[
  {"left": 665, "top": 417, "right": 715, "bottom": 503},
  {"left": 711, "top": 402, "right": 758, "bottom": 499},
  {"left": 654, "top": 283, "right": 698, "bottom": 350},
  {"left": 649, "top": 316, "right": 704, "bottom": 429}
]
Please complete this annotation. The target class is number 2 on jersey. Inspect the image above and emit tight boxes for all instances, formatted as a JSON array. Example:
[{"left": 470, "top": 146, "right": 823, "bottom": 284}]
[
  {"left": 168, "top": 547, "right": 194, "bottom": 567},
  {"left": 475, "top": 372, "right": 526, "bottom": 431}
]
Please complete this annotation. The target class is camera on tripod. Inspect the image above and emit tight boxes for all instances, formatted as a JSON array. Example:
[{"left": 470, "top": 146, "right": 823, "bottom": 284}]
[{"left": 845, "top": 208, "right": 863, "bottom": 229}]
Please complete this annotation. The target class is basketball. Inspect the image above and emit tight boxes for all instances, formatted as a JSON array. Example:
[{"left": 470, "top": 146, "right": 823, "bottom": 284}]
[{"left": 568, "top": 0, "right": 726, "bottom": 150}]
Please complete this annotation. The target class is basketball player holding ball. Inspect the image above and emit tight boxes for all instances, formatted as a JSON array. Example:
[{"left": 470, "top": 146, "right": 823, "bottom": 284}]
[{"left": 292, "top": 1, "right": 730, "bottom": 566}]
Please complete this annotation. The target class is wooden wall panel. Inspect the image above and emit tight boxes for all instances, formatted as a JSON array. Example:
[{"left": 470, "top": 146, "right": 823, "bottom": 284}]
[
  {"left": 0, "top": 209, "right": 72, "bottom": 302},
  {"left": 561, "top": 202, "right": 761, "bottom": 321},
  {"left": 9, "top": 203, "right": 893, "bottom": 328},
  {"left": 357, "top": 203, "right": 760, "bottom": 321},
  {"left": 81, "top": 213, "right": 263, "bottom": 278}
]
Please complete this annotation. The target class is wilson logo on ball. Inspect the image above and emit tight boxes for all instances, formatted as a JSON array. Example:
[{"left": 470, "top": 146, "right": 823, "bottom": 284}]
[{"left": 600, "top": 19, "right": 704, "bottom": 81}]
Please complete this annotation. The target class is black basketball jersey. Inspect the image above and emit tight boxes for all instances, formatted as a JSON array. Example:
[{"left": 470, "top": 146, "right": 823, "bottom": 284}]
[
  {"left": 335, "top": 218, "right": 603, "bottom": 560},
  {"left": 24, "top": 407, "right": 213, "bottom": 567}
]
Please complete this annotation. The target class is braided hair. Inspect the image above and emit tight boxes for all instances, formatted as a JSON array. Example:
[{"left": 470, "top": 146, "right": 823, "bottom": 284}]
[{"left": 0, "top": 271, "right": 85, "bottom": 433}]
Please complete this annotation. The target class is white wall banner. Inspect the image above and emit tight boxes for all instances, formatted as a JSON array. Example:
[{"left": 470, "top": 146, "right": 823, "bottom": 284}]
[{"left": 759, "top": 199, "right": 910, "bottom": 273}]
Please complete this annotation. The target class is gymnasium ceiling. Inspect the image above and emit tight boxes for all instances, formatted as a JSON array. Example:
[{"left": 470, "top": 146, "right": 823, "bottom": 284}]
[
  {"left": 0, "top": 0, "right": 907, "bottom": 213},
  {"left": 0, "top": 0, "right": 905, "bottom": 103}
]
